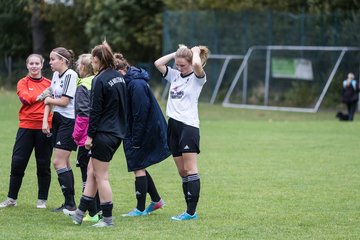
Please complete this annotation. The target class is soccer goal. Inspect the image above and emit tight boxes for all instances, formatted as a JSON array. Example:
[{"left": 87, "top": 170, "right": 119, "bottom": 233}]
[{"left": 222, "top": 46, "right": 360, "bottom": 112}]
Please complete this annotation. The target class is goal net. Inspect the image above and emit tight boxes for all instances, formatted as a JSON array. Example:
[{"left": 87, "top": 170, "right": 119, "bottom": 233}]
[{"left": 222, "top": 46, "right": 360, "bottom": 112}]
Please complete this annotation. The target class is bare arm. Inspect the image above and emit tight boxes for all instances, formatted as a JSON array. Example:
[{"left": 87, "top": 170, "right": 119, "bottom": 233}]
[
  {"left": 42, "top": 104, "right": 51, "bottom": 135},
  {"left": 154, "top": 52, "right": 176, "bottom": 75},
  {"left": 44, "top": 96, "right": 70, "bottom": 107},
  {"left": 191, "top": 46, "right": 205, "bottom": 77}
]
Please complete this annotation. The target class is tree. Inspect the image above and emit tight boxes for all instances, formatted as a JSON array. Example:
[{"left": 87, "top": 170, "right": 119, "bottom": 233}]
[
  {"left": 0, "top": 0, "right": 31, "bottom": 87},
  {"left": 83, "top": 0, "right": 164, "bottom": 62},
  {"left": 30, "top": 0, "right": 45, "bottom": 54}
]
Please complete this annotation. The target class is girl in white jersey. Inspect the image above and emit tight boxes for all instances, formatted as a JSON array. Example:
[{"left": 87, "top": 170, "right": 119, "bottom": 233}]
[
  {"left": 154, "top": 44, "right": 209, "bottom": 221},
  {"left": 42, "top": 47, "right": 78, "bottom": 212}
]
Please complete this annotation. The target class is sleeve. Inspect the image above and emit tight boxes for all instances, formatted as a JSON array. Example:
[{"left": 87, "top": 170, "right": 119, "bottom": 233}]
[
  {"left": 195, "top": 73, "right": 207, "bottom": 86},
  {"left": 17, "top": 79, "right": 36, "bottom": 105},
  {"left": 62, "top": 72, "right": 78, "bottom": 99},
  {"left": 87, "top": 79, "right": 104, "bottom": 138},
  {"left": 75, "top": 86, "right": 90, "bottom": 117},
  {"left": 130, "top": 82, "right": 150, "bottom": 146},
  {"left": 72, "top": 115, "right": 89, "bottom": 145},
  {"left": 164, "top": 66, "right": 177, "bottom": 83}
]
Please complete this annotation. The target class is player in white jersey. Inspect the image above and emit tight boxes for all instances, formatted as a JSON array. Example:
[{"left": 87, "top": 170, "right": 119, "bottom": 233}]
[
  {"left": 155, "top": 44, "right": 210, "bottom": 221},
  {"left": 42, "top": 47, "right": 78, "bottom": 212}
]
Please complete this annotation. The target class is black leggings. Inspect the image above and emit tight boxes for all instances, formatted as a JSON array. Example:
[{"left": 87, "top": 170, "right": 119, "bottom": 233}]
[{"left": 8, "top": 128, "right": 52, "bottom": 200}]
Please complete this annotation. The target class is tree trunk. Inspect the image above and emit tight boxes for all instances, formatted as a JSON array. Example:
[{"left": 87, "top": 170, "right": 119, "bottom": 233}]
[
  {"left": 31, "top": 0, "right": 45, "bottom": 54},
  {"left": 4, "top": 54, "right": 12, "bottom": 89}
]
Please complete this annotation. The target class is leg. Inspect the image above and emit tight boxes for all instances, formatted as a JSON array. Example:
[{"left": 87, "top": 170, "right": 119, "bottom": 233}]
[
  {"left": 174, "top": 156, "right": 188, "bottom": 206},
  {"left": 92, "top": 158, "right": 113, "bottom": 225},
  {"left": 134, "top": 169, "right": 147, "bottom": 211},
  {"left": 145, "top": 170, "right": 161, "bottom": 202},
  {"left": 8, "top": 129, "right": 34, "bottom": 200},
  {"left": 53, "top": 148, "right": 76, "bottom": 209},
  {"left": 34, "top": 130, "right": 52, "bottom": 201},
  {"left": 69, "top": 159, "right": 98, "bottom": 224},
  {"left": 348, "top": 101, "right": 357, "bottom": 121},
  {"left": 143, "top": 170, "right": 165, "bottom": 214},
  {"left": 77, "top": 146, "right": 90, "bottom": 191},
  {"left": 182, "top": 153, "right": 200, "bottom": 215}
]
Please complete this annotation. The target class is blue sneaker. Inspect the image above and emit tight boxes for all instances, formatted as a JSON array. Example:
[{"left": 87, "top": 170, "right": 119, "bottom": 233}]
[
  {"left": 171, "top": 212, "right": 198, "bottom": 221},
  {"left": 145, "top": 199, "right": 165, "bottom": 214},
  {"left": 121, "top": 208, "right": 146, "bottom": 217}
]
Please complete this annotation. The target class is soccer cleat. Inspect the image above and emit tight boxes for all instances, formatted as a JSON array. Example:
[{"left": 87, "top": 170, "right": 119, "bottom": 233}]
[
  {"left": 52, "top": 204, "right": 76, "bottom": 212},
  {"left": 63, "top": 209, "right": 82, "bottom": 225},
  {"left": 36, "top": 199, "right": 47, "bottom": 209},
  {"left": 63, "top": 208, "right": 76, "bottom": 216},
  {"left": 145, "top": 199, "right": 165, "bottom": 214},
  {"left": 83, "top": 213, "right": 101, "bottom": 223},
  {"left": 92, "top": 219, "right": 114, "bottom": 227},
  {"left": 0, "top": 198, "right": 17, "bottom": 208},
  {"left": 171, "top": 212, "right": 198, "bottom": 221},
  {"left": 121, "top": 208, "right": 147, "bottom": 217}
]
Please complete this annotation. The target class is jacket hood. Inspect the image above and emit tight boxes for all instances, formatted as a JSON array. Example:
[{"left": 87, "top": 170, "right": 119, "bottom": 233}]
[{"left": 124, "top": 66, "right": 150, "bottom": 84}]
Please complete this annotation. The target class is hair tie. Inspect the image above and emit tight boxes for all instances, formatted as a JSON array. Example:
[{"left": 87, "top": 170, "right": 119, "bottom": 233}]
[{"left": 52, "top": 51, "right": 69, "bottom": 62}]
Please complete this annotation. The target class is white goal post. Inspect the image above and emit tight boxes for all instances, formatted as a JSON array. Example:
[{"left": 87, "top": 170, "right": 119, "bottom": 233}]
[{"left": 222, "top": 45, "right": 360, "bottom": 112}]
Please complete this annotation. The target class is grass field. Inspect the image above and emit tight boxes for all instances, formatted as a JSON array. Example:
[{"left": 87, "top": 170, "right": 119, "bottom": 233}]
[{"left": 0, "top": 91, "right": 359, "bottom": 239}]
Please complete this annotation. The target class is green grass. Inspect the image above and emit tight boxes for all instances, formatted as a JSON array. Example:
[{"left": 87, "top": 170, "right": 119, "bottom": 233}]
[{"left": 0, "top": 91, "right": 360, "bottom": 239}]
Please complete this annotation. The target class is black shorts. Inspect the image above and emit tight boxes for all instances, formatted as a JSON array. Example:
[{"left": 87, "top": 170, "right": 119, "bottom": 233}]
[
  {"left": 76, "top": 146, "right": 90, "bottom": 168},
  {"left": 52, "top": 112, "right": 77, "bottom": 151},
  {"left": 167, "top": 118, "right": 200, "bottom": 157},
  {"left": 91, "top": 132, "right": 122, "bottom": 162}
]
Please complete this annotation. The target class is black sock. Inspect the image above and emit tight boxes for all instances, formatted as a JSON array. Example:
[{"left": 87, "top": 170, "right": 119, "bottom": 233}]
[
  {"left": 186, "top": 173, "right": 200, "bottom": 215},
  {"left": 135, "top": 176, "right": 147, "bottom": 211},
  {"left": 80, "top": 166, "right": 87, "bottom": 191},
  {"left": 101, "top": 202, "right": 113, "bottom": 218},
  {"left": 87, "top": 192, "right": 100, "bottom": 217},
  {"left": 145, "top": 170, "right": 160, "bottom": 202},
  {"left": 56, "top": 168, "right": 75, "bottom": 207},
  {"left": 182, "top": 176, "right": 188, "bottom": 208},
  {"left": 68, "top": 168, "right": 76, "bottom": 205},
  {"left": 78, "top": 195, "right": 94, "bottom": 213}
]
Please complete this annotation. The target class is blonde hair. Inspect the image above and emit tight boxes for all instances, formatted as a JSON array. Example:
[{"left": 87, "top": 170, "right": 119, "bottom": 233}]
[
  {"left": 26, "top": 54, "right": 44, "bottom": 65},
  {"left": 175, "top": 44, "right": 210, "bottom": 67},
  {"left": 76, "top": 54, "right": 93, "bottom": 77}
]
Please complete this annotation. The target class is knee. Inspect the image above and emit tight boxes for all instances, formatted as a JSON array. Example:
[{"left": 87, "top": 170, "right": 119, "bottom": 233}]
[
  {"left": 37, "top": 165, "right": 51, "bottom": 176},
  {"left": 10, "top": 157, "right": 26, "bottom": 177},
  {"left": 178, "top": 169, "right": 187, "bottom": 177},
  {"left": 93, "top": 170, "right": 108, "bottom": 182}
]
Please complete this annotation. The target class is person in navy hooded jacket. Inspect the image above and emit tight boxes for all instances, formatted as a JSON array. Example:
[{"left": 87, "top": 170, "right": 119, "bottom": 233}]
[{"left": 114, "top": 53, "right": 171, "bottom": 217}]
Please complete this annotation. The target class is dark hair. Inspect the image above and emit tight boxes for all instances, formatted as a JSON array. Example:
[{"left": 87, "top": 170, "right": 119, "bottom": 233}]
[
  {"left": 114, "top": 52, "right": 130, "bottom": 72},
  {"left": 51, "top": 47, "right": 75, "bottom": 68},
  {"left": 91, "top": 41, "right": 115, "bottom": 69}
]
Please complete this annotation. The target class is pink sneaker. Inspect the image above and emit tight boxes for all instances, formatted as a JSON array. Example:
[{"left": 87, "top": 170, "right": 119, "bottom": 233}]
[{"left": 144, "top": 199, "right": 165, "bottom": 214}]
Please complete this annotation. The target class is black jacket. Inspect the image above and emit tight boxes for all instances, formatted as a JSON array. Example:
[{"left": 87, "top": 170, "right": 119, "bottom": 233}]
[
  {"left": 341, "top": 79, "right": 359, "bottom": 103},
  {"left": 88, "top": 68, "right": 128, "bottom": 139}
]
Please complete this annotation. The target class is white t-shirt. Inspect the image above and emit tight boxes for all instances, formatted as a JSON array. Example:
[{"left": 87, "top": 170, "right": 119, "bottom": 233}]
[
  {"left": 164, "top": 66, "right": 206, "bottom": 128},
  {"left": 50, "top": 69, "right": 78, "bottom": 119}
]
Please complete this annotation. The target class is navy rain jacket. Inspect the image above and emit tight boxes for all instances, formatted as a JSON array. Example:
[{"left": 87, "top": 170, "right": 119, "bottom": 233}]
[{"left": 123, "top": 66, "right": 171, "bottom": 171}]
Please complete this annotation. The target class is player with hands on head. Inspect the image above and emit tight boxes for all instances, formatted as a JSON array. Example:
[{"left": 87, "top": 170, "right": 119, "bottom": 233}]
[{"left": 154, "top": 44, "right": 210, "bottom": 221}]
